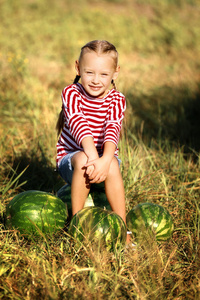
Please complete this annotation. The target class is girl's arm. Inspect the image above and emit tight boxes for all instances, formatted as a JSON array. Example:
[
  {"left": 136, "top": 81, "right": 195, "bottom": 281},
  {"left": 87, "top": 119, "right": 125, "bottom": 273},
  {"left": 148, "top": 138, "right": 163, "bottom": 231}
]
[
  {"left": 84, "top": 141, "right": 116, "bottom": 183},
  {"left": 81, "top": 136, "right": 99, "bottom": 161},
  {"left": 62, "top": 86, "right": 93, "bottom": 147},
  {"left": 101, "top": 141, "right": 116, "bottom": 166},
  {"left": 103, "top": 94, "right": 126, "bottom": 149},
  {"left": 81, "top": 136, "right": 99, "bottom": 177},
  {"left": 83, "top": 95, "right": 125, "bottom": 183}
]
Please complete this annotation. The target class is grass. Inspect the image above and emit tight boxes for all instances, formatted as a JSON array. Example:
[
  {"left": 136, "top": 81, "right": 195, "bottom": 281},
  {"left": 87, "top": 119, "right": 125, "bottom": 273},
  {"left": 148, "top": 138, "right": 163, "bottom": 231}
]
[{"left": 0, "top": 0, "right": 200, "bottom": 298}]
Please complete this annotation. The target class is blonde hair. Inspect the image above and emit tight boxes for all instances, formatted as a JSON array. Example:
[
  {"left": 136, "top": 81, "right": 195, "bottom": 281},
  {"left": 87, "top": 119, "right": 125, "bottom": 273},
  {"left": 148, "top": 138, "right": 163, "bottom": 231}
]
[{"left": 56, "top": 40, "right": 119, "bottom": 136}]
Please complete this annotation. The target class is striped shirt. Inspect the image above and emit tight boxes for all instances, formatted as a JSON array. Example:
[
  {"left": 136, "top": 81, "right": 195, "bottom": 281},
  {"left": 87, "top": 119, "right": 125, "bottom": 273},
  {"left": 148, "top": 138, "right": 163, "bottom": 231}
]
[{"left": 56, "top": 83, "right": 126, "bottom": 166}]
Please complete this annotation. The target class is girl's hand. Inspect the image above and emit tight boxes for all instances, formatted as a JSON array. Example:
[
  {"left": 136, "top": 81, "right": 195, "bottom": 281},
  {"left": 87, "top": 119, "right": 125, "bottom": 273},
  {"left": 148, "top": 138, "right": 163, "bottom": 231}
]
[
  {"left": 85, "top": 164, "right": 95, "bottom": 177},
  {"left": 84, "top": 156, "right": 111, "bottom": 184}
]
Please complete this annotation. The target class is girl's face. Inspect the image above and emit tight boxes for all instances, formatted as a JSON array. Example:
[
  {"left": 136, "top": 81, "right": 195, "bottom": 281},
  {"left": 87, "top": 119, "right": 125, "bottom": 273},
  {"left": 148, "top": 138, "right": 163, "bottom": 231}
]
[{"left": 75, "top": 51, "right": 120, "bottom": 98}]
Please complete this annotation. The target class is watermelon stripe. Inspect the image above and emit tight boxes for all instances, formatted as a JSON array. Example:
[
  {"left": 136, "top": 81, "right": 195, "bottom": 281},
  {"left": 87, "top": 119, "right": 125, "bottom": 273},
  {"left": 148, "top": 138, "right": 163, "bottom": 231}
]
[
  {"left": 6, "top": 191, "right": 68, "bottom": 235},
  {"left": 126, "top": 203, "right": 173, "bottom": 241},
  {"left": 69, "top": 207, "right": 126, "bottom": 251}
]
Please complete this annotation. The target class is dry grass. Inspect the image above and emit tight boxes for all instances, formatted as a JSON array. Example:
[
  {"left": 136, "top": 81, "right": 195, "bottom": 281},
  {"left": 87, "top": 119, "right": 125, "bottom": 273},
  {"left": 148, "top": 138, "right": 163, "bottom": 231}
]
[{"left": 0, "top": 0, "right": 200, "bottom": 298}]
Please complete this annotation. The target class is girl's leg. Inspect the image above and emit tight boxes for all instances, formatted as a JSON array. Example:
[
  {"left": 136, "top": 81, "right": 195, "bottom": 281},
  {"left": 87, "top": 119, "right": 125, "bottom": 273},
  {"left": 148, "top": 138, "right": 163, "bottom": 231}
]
[
  {"left": 104, "top": 157, "right": 130, "bottom": 243},
  {"left": 71, "top": 151, "right": 90, "bottom": 215},
  {"left": 104, "top": 157, "right": 126, "bottom": 221}
]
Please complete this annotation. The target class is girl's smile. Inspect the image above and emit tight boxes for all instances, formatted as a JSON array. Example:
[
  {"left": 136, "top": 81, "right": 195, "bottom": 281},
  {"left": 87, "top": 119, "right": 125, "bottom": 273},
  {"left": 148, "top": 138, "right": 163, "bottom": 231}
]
[{"left": 75, "top": 51, "right": 120, "bottom": 98}]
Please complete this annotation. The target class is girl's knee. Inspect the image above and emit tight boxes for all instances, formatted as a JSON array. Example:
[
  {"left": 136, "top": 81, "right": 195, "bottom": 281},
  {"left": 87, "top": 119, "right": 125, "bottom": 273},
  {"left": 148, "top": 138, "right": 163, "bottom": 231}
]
[
  {"left": 108, "top": 157, "right": 120, "bottom": 176},
  {"left": 71, "top": 151, "right": 87, "bottom": 170}
]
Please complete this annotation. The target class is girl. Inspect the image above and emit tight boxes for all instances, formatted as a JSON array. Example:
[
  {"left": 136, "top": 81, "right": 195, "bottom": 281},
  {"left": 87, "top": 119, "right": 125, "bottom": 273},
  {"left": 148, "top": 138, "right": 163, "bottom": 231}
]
[{"left": 56, "top": 40, "right": 130, "bottom": 243}]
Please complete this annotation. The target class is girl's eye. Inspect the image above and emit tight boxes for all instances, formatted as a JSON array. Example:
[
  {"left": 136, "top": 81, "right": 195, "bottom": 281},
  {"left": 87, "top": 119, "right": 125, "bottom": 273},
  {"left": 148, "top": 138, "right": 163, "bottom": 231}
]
[{"left": 102, "top": 74, "right": 108, "bottom": 76}]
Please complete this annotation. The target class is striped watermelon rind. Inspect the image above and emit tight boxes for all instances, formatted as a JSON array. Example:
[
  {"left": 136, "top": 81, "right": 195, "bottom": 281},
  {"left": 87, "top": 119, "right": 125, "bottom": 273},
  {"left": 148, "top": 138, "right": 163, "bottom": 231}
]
[
  {"left": 6, "top": 190, "right": 68, "bottom": 235},
  {"left": 68, "top": 207, "right": 126, "bottom": 251},
  {"left": 126, "top": 203, "right": 174, "bottom": 241}
]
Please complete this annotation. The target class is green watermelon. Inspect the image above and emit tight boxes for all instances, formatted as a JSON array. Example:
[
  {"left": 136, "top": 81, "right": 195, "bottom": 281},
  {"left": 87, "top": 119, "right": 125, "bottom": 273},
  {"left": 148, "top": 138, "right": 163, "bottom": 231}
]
[
  {"left": 56, "top": 183, "right": 111, "bottom": 218},
  {"left": 90, "top": 182, "right": 111, "bottom": 210},
  {"left": 6, "top": 190, "right": 68, "bottom": 235},
  {"left": 68, "top": 207, "right": 126, "bottom": 251},
  {"left": 126, "top": 203, "right": 174, "bottom": 241}
]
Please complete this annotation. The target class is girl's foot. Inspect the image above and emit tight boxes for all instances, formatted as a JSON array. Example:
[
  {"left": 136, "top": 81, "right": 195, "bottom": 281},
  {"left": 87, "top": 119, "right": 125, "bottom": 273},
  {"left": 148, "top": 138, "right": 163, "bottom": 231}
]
[{"left": 126, "top": 231, "right": 133, "bottom": 243}]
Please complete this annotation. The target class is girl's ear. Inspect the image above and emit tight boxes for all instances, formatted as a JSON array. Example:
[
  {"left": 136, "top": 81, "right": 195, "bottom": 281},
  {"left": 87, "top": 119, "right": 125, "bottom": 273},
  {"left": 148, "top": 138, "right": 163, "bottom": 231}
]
[
  {"left": 75, "top": 60, "right": 80, "bottom": 76},
  {"left": 112, "top": 65, "right": 120, "bottom": 81}
]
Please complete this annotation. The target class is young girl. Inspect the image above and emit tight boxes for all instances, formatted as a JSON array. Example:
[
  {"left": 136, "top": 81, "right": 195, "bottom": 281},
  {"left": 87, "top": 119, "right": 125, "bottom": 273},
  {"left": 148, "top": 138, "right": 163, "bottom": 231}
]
[{"left": 56, "top": 40, "right": 130, "bottom": 243}]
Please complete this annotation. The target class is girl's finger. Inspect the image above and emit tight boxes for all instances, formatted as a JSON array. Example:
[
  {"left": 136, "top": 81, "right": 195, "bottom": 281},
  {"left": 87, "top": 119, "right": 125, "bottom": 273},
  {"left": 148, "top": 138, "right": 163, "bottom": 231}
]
[
  {"left": 86, "top": 165, "right": 94, "bottom": 175},
  {"left": 89, "top": 174, "right": 105, "bottom": 184},
  {"left": 84, "top": 160, "right": 96, "bottom": 167}
]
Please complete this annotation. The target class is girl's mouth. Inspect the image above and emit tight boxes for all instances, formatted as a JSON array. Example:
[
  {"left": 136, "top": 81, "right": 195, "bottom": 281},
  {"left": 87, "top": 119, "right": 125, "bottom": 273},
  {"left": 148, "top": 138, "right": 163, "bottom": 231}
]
[{"left": 89, "top": 85, "right": 102, "bottom": 90}]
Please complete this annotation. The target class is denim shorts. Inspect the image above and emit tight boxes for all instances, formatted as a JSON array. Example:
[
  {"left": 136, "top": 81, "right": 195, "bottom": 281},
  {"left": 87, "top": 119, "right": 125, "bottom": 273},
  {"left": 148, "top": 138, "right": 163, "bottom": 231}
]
[{"left": 58, "top": 151, "right": 121, "bottom": 185}]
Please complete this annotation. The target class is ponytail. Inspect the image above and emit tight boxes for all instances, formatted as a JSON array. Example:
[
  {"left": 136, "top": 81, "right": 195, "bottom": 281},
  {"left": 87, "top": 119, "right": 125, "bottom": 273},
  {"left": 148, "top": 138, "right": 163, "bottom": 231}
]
[
  {"left": 56, "top": 76, "right": 81, "bottom": 136},
  {"left": 56, "top": 110, "right": 64, "bottom": 137},
  {"left": 111, "top": 79, "right": 117, "bottom": 90},
  {"left": 73, "top": 75, "right": 81, "bottom": 84}
]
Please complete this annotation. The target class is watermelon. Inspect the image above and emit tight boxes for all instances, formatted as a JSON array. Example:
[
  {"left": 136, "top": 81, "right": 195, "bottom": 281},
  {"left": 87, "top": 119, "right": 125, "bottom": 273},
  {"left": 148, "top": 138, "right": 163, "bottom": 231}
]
[
  {"left": 56, "top": 183, "right": 111, "bottom": 218},
  {"left": 68, "top": 207, "right": 126, "bottom": 251},
  {"left": 126, "top": 203, "right": 174, "bottom": 241},
  {"left": 90, "top": 183, "right": 111, "bottom": 210},
  {"left": 6, "top": 190, "right": 68, "bottom": 235}
]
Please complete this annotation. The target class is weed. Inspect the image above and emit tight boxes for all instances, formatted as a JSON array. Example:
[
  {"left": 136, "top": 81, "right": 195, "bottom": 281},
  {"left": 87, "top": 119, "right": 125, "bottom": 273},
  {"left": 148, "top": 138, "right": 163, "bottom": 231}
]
[{"left": 0, "top": 0, "right": 200, "bottom": 298}]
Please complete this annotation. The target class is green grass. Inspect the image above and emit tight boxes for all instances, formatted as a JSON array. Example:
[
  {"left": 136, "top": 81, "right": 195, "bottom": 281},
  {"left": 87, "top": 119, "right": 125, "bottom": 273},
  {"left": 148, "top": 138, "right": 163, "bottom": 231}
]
[{"left": 0, "top": 0, "right": 200, "bottom": 298}]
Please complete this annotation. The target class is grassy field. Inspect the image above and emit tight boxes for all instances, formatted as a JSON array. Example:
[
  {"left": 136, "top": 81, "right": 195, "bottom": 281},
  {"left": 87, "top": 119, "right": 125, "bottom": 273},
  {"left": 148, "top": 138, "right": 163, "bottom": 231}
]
[{"left": 0, "top": 0, "right": 200, "bottom": 298}]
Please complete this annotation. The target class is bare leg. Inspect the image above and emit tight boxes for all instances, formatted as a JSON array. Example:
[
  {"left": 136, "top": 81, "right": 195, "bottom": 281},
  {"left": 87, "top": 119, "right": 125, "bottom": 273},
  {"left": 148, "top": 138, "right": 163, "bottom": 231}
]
[
  {"left": 71, "top": 154, "right": 130, "bottom": 242},
  {"left": 104, "top": 157, "right": 130, "bottom": 243},
  {"left": 71, "top": 151, "right": 90, "bottom": 216}
]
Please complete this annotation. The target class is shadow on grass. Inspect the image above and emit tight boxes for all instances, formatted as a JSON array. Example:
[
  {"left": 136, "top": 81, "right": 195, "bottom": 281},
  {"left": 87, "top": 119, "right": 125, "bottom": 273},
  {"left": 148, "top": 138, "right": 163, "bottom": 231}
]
[
  {"left": 126, "top": 84, "right": 200, "bottom": 154},
  {"left": 5, "top": 84, "right": 200, "bottom": 195},
  {"left": 7, "top": 146, "right": 64, "bottom": 194}
]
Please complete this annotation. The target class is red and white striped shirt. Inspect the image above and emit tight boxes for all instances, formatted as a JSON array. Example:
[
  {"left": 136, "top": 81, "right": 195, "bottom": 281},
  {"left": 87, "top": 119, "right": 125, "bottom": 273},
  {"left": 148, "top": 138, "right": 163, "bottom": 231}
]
[{"left": 56, "top": 83, "right": 126, "bottom": 166}]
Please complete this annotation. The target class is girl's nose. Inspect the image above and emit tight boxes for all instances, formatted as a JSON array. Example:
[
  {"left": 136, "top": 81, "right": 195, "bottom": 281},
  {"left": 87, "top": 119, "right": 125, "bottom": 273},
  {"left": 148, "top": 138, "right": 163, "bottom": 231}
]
[{"left": 92, "top": 74, "right": 99, "bottom": 84}]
